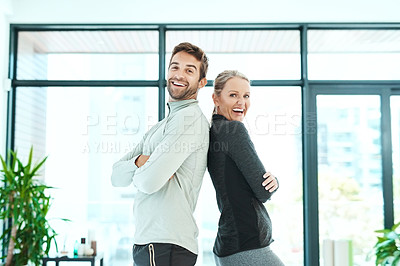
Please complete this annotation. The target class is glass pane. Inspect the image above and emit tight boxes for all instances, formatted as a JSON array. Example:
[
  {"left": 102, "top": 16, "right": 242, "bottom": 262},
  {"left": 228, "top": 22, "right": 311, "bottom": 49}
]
[
  {"left": 166, "top": 30, "right": 301, "bottom": 80},
  {"left": 14, "top": 86, "right": 158, "bottom": 265},
  {"left": 17, "top": 31, "right": 159, "bottom": 80},
  {"left": 317, "top": 95, "right": 383, "bottom": 265},
  {"left": 309, "top": 30, "right": 400, "bottom": 80},
  {"left": 196, "top": 86, "right": 303, "bottom": 266},
  {"left": 392, "top": 96, "right": 400, "bottom": 222}
]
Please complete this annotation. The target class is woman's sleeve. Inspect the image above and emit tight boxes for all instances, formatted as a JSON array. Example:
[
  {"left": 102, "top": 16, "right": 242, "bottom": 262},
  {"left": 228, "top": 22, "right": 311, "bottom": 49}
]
[{"left": 224, "top": 121, "right": 277, "bottom": 203}]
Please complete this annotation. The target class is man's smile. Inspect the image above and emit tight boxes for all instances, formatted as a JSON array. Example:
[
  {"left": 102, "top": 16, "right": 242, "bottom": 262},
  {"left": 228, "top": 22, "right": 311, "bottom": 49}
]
[{"left": 171, "top": 80, "right": 187, "bottom": 87}]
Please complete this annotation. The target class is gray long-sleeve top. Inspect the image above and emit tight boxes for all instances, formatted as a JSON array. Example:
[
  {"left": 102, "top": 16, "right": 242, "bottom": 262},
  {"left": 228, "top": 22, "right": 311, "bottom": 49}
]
[
  {"left": 111, "top": 99, "right": 209, "bottom": 255},
  {"left": 207, "top": 114, "right": 278, "bottom": 257}
]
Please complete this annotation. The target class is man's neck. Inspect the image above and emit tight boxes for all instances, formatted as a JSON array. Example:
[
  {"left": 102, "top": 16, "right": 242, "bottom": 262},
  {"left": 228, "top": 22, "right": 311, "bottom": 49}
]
[{"left": 168, "top": 96, "right": 197, "bottom": 102}]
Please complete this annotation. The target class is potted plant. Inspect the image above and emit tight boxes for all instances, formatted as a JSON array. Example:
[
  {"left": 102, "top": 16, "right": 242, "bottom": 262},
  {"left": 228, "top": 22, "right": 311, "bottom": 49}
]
[
  {"left": 371, "top": 221, "right": 400, "bottom": 266},
  {"left": 0, "top": 147, "right": 58, "bottom": 266}
]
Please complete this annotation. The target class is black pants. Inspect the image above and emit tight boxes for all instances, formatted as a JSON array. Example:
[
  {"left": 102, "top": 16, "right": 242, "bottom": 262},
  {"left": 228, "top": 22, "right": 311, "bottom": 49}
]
[{"left": 132, "top": 243, "right": 197, "bottom": 266}]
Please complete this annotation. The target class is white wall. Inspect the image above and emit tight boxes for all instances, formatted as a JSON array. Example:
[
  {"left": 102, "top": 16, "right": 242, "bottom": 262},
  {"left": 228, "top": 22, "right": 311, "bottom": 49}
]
[
  {"left": 8, "top": 0, "right": 400, "bottom": 24},
  {"left": 0, "top": 0, "right": 11, "bottom": 158},
  {"left": 1, "top": 0, "right": 400, "bottom": 157}
]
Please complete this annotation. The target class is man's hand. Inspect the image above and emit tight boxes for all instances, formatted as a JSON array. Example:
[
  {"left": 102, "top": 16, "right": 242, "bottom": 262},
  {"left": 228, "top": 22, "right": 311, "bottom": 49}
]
[
  {"left": 262, "top": 172, "right": 279, "bottom": 192},
  {"left": 135, "top": 155, "right": 150, "bottom": 168}
]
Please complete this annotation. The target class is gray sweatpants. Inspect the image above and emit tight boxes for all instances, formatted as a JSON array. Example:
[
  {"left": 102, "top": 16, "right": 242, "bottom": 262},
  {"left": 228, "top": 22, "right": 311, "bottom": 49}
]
[{"left": 214, "top": 246, "right": 285, "bottom": 266}]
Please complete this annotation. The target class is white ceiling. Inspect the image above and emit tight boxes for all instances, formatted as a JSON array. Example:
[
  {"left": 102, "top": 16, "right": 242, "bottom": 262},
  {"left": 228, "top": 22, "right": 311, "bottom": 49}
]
[{"left": 8, "top": 0, "right": 400, "bottom": 24}]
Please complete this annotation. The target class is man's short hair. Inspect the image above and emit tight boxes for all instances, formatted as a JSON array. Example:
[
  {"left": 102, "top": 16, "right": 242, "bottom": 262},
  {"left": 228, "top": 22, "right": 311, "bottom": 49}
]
[{"left": 170, "top": 42, "right": 209, "bottom": 81}]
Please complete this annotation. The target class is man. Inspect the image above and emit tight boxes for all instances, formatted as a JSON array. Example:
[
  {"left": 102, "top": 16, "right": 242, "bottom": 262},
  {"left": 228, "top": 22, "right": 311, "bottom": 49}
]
[{"left": 111, "top": 42, "right": 209, "bottom": 266}]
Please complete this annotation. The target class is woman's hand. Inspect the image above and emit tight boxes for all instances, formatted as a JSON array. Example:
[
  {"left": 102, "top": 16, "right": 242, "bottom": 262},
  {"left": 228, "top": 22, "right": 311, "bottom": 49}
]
[{"left": 262, "top": 172, "right": 278, "bottom": 192}]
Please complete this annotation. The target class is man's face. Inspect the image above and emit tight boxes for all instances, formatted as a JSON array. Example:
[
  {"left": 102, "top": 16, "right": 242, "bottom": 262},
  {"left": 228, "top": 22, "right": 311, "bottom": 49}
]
[{"left": 167, "top": 51, "right": 206, "bottom": 101}]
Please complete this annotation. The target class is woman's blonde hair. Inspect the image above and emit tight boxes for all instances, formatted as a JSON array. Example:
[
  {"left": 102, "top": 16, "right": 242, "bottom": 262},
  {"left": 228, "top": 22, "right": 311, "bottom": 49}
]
[{"left": 213, "top": 70, "right": 249, "bottom": 114}]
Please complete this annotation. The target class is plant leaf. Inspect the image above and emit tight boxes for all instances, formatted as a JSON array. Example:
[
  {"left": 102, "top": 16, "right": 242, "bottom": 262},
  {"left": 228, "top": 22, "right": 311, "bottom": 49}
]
[
  {"left": 0, "top": 147, "right": 64, "bottom": 264},
  {"left": 392, "top": 222, "right": 400, "bottom": 231}
]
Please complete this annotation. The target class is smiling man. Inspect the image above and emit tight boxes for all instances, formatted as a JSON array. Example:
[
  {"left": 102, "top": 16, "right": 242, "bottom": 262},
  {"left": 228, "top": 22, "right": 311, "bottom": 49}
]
[{"left": 111, "top": 42, "right": 209, "bottom": 266}]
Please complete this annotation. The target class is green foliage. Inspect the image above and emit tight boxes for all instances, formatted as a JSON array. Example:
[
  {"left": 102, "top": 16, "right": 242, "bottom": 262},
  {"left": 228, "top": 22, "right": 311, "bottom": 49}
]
[
  {"left": 0, "top": 147, "right": 58, "bottom": 265},
  {"left": 318, "top": 171, "right": 372, "bottom": 257},
  {"left": 372, "top": 222, "right": 400, "bottom": 266}
]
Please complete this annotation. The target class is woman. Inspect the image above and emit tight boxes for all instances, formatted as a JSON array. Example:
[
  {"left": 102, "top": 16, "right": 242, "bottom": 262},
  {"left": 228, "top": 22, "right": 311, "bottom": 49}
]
[{"left": 207, "top": 70, "right": 284, "bottom": 266}]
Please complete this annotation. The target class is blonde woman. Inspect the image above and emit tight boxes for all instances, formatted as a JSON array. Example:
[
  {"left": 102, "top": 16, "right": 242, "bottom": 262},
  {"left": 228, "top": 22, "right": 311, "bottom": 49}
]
[{"left": 207, "top": 70, "right": 284, "bottom": 266}]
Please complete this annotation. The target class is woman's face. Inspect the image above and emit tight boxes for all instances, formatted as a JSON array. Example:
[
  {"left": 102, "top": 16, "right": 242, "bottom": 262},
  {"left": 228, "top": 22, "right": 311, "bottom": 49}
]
[{"left": 213, "top": 77, "right": 251, "bottom": 122}]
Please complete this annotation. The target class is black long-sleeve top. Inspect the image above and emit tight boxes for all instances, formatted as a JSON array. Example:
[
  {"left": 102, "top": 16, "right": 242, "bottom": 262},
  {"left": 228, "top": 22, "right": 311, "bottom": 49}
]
[{"left": 207, "top": 114, "right": 278, "bottom": 257}]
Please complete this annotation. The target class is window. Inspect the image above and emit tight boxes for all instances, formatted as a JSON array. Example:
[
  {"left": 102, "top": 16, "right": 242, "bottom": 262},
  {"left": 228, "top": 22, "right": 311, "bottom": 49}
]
[
  {"left": 308, "top": 30, "right": 400, "bottom": 80},
  {"left": 391, "top": 96, "right": 400, "bottom": 223},
  {"left": 317, "top": 95, "right": 383, "bottom": 265},
  {"left": 166, "top": 30, "right": 301, "bottom": 81},
  {"left": 6, "top": 24, "right": 400, "bottom": 266},
  {"left": 17, "top": 30, "right": 159, "bottom": 80},
  {"left": 15, "top": 86, "right": 158, "bottom": 264}
]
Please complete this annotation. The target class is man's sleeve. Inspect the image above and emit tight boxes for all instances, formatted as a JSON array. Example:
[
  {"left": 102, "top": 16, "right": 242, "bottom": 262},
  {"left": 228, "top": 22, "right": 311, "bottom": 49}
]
[
  {"left": 111, "top": 135, "right": 145, "bottom": 187},
  {"left": 224, "top": 121, "right": 277, "bottom": 203},
  {"left": 132, "top": 112, "right": 208, "bottom": 194}
]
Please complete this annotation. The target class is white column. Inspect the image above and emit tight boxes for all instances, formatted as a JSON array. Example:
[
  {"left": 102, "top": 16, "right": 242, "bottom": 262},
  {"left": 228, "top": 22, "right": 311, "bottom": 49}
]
[{"left": 0, "top": 0, "right": 12, "bottom": 157}]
